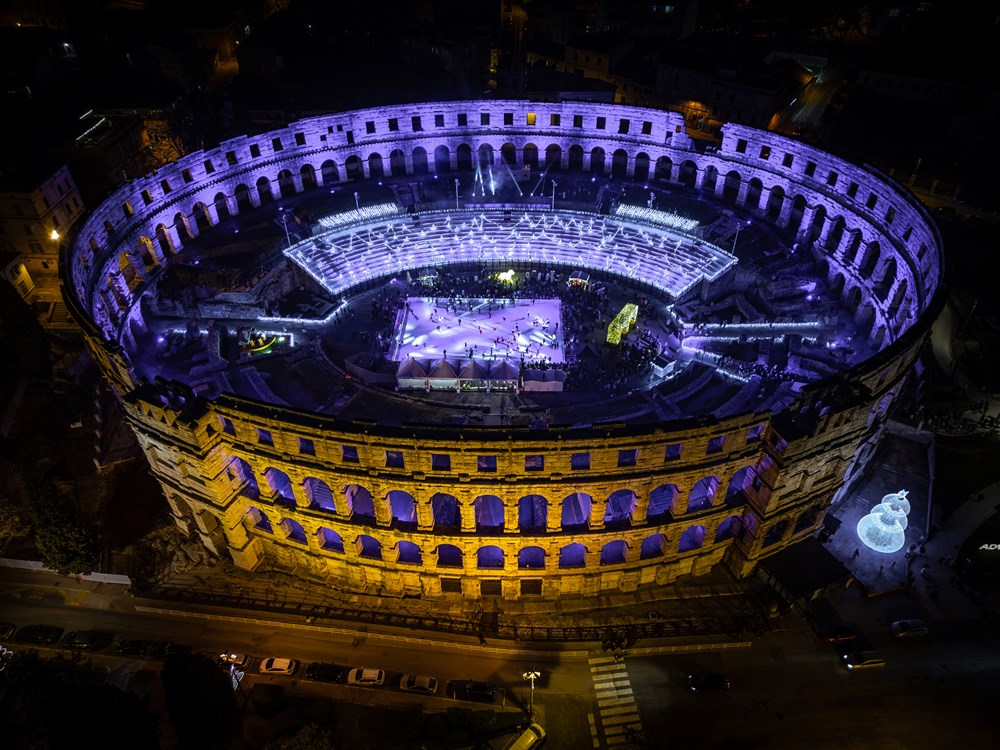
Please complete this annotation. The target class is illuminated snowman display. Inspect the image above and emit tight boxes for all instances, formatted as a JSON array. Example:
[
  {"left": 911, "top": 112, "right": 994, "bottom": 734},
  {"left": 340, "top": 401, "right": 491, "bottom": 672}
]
[{"left": 856, "top": 489, "right": 911, "bottom": 553}]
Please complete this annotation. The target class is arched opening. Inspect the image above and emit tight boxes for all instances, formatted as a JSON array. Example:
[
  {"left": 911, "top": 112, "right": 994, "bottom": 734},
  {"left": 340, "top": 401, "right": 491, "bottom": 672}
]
[
  {"left": 842, "top": 232, "right": 862, "bottom": 266},
  {"left": 477, "top": 143, "right": 495, "bottom": 169},
  {"left": 518, "top": 494, "right": 548, "bottom": 531},
  {"left": 845, "top": 284, "right": 863, "bottom": 313},
  {"left": 639, "top": 534, "right": 666, "bottom": 559},
  {"left": 477, "top": 545, "right": 504, "bottom": 568},
  {"left": 523, "top": 143, "right": 539, "bottom": 169},
  {"left": 568, "top": 144, "right": 583, "bottom": 171},
  {"left": 457, "top": 143, "right": 473, "bottom": 171},
  {"left": 213, "top": 193, "right": 232, "bottom": 221},
  {"left": 344, "top": 483, "right": 375, "bottom": 520},
  {"left": 229, "top": 456, "right": 259, "bottom": 498},
  {"left": 264, "top": 467, "right": 296, "bottom": 508},
  {"left": 678, "top": 159, "right": 697, "bottom": 188},
  {"left": 390, "top": 149, "right": 407, "bottom": 177},
  {"left": 434, "top": 145, "right": 451, "bottom": 173},
  {"left": 859, "top": 241, "right": 880, "bottom": 277},
  {"left": 137, "top": 236, "right": 157, "bottom": 269},
  {"left": 300, "top": 163, "right": 317, "bottom": 190},
  {"left": 561, "top": 492, "right": 591, "bottom": 530},
  {"left": 558, "top": 542, "right": 586, "bottom": 568},
  {"left": 279, "top": 517, "right": 306, "bottom": 544},
  {"left": 277, "top": 169, "right": 296, "bottom": 199},
  {"left": 829, "top": 272, "right": 846, "bottom": 296},
  {"left": 714, "top": 516, "right": 742, "bottom": 542},
  {"left": 368, "top": 152, "right": 385, "bottom": 180},
  {"left": 687, "top": 476, "right": 720, "bottom": 513},
  {"left": 501, "top": 142, "right": 516, "bottom": 166},
  {"left": 545, "top": 144, "right": 562, "bottom": 170},
  {"left": 655, "top": 156, "right": 673, "bottom": 180},
  {"left": 304, "top": 477, "right": 335, "bottom": 513},
  {"left": 357, "top": 535, "right": 382, "bottom": 560},
  {"left": 604, "top": 489, "right": 636, "bottom": 526},
  {"left": 765, "top": 185, "right": 785, "bottom": 219},
  {"left": 192, "top": 202, "right": 212, "bottom": 233},
  {"left": 889, "top": 277, "right": 908, "bottom": 319},
  {"left": 436, "top": 543, "right": 463, "bottom": 567},
  {"left": 345, "top": 155, "right": 364, "bottom": 180},
  {"left": 397, "top": 540, "right": 422, "bottom": 564},
  {"left": 746, "top": 178, "right": 764, "bottom": 210},
  {"left": 648, "top": 484, "right": 678, "bottom": 520},
  {"left": 590, "top": 146, "right": 605, "bottom": 175},
  {"left": 794, "top": 505, "right": 824, "bottom": 533},
  {"left": 702, "top": 165, "right": 720, "bottom": 193},
  {"left": 474, "top": 494, "right": 504, "bottom": 530},
  {"left": 154, "top": 224, "right": 175, "bottom": 256},
  {"left": 321, "top": 159, "right": 340, "bottom": 183},
  {"left": 678, "top": 525, "right": 706, "bottom": 552},
  {"left": 600, "top": 540, "right": 628, "bottom": 565},
  {"left": 762, "top": 519, "right": 789, "bottom": 547},
  {"left": 235, "top": 184, "right": 253, "bottom": 213},
  {"left": 876, "top": 256, "right": 897, "bottom": 301},
  {"left": 412, "top": 146, "right": 429, "bottom": 174},
  {"left": 173, "top": 213, "right": 193, "bottom": 242},
  {"left": 518, "top": 546, "right": 545, "bottom": 569},
  {"left": 611, "top": 149, "right": 628, "bottom": 178},
  {"left": 725, "top": 468, "right": 755, "bottom": 506},
  {"left": 431, "top": 492, "right": 460, "bottom": 529},
  {"left": 722, "top": 171, "right": 741, "bottom": 203},
  {"left": 256, "top": 176, "right": 274, "bottom": 205},
  {"left": 245, "top": 506, "right": 271, "bottom": 532},
  {"left": 388, "top": 489, "right": 417, "bottom": 525},
  {"left": 633, "top": 152, "right": 650, "bottom": 182},
  {"left": 317, "top": 527, "right": 344, "bottom": 552}
]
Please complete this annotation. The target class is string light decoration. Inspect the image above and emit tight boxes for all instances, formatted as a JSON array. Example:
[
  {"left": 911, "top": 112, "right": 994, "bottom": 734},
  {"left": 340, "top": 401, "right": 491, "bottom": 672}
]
[
  {"left": 856, "top": 489, "right": 911, "bottom": 553},
  {"left": 607, "top": 303, "right": 638, "bottom": 345}
]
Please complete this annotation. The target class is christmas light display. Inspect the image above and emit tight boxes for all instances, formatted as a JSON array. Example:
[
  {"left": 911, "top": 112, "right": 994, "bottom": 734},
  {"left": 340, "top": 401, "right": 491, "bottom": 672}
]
[{"left": 857, "top": 489, "right": 911, "bottom": 553}]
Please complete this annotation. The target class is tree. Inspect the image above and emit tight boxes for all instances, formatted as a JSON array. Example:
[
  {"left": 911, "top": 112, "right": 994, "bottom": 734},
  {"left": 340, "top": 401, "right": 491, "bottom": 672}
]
[
  {"left": 161, "top": 652, "right": 240, "bottom": 749},
  {"left": 266, "top": 722, "right": 338, "bottom": 750},
  {"left": 28, "top": 473, "right": 101, "bottom": 576}
]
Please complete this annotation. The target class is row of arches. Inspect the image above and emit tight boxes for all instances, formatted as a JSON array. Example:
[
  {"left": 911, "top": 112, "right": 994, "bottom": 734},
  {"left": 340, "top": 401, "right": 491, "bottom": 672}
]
[{"left": 237, "top": 458, "right": 761, "bottom": 530}]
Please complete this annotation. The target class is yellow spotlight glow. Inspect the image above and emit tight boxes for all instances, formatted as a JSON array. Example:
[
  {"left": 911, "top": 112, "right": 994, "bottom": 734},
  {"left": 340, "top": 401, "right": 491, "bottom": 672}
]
[{"left": 50, "top": 229, "right": 60, "bottom": 240}]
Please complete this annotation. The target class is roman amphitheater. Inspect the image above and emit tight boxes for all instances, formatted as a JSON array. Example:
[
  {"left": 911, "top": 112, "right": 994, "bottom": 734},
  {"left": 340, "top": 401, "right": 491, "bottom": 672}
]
[{"left": 64, "top": 101, "right": 944, "bottom": 603}]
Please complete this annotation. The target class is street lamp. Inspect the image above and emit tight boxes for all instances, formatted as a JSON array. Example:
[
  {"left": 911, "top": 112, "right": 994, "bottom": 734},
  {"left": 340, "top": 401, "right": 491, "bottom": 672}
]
[
  {"left": 354, "top": 191, "right": 360, "bottom": 210},
  {"left": 522, "top": 664, "right": 541, "bottom": 721},
  {"left": 49, "top": 228, "right": 60, "bottom": 241},
  {"left": 280, "top": 212, "right": 291, "bottom": 248},
  {"left": 732, "top": 219, "right": 750, "bottom": 253},
  {"left": 551, "top": 180, "right": 557, "bottom": 210},
  {"left": 454, "top": 178, "right": 460, "bottom": 210}
]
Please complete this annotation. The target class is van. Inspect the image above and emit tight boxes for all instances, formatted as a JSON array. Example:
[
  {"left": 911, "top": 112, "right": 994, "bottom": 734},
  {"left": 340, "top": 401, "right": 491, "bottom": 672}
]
[{"left": 502, "top": 723, "right": 546, "bottom": 750}]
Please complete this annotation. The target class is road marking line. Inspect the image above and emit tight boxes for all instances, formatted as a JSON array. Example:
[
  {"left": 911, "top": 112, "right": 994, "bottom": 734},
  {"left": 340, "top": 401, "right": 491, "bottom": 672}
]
[
  {"left": 602, "top": 705, "right": 640, "bottom": 716},
  {"left": 602, "top": 714, "right": 642, "bottom": 727},
  {"left": 598, "top": 696, "right": 637, "bottom": 708}
]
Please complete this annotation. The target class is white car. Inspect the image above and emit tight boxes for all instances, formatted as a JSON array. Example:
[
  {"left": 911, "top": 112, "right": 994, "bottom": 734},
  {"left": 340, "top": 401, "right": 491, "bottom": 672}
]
[
  {"left": 400, "top": 674, "right": 438, "bottom": 694},
  {"left": 347, "top": 667, "right": 385, "bottom": 686},
  {"left": 259, "top": 657, "right": 298, "bottom": 675},
  {"left": 219, "top": 652, "right": 251, "bottom": 669}
]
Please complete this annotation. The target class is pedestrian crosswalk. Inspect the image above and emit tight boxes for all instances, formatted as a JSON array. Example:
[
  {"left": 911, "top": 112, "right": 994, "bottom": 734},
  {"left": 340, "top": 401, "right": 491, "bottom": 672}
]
[{"left": 589, "top": 655, "right": 643, "bottom": 747}]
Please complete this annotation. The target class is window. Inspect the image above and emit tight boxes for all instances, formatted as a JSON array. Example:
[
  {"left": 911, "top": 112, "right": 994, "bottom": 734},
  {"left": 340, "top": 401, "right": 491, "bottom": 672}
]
[
  {"left": 847, "top": 181, "right": 859, "bottom": 198},
  {"left": 774, "top": 437, "right": 788, "bottom": 454},
  {"left": 29, "top": 242, "right": 43, "bottom": 253},
  {"left": 550, "top": 113, "right": 561, "bottom": 126},
  {"left": 295, "top": 133, "right": 305, "bottom": 146},
  {"left": 618, "top": 118, "right": 630, "bottom": 134},
  {"left": 782, "top": 153, "right": 793, "bottom": 167},
  {"left": 249, "top": 144, "right": 261, "bottom": 158},
  {"left": 385, "top": 450, "right": 405, "bottom": 468},
  {"left": 342, "top": 445, "right": 359, "bottom": 463},
  {"left": 826, "top": 170, "right": 839, "bottom": 187},
  {"left": 759, "top": 145, "right": 771, "bottom": 160},
  {"left": 866, "top": 193, "right": 878, "bottom": 210},
  {"left": 160, "top": 178, "right": 172, "bottom": 194},
  {"left": 885, "top": 206, "right": 896, "bottom": 224},
  {"left": 204, "top": 157, "right": 216, "bottom": 174},
  {"left": 481, "top": 580, "right": 502, "bottom": 596},
  {"left": 457, "top": 113, "right": 467, "bottom": 126},
  {"left": 23, "top": 224, "right": 33, "bottom": 236},
  {"left": 804, "top": 161, "right": 816, "bottom": 177},
  {"left": 641, "top": 120, "right": 652, "bottom": 134},
  {"left": 735, "top": 139, "right": 747, "bottom": 153},
  {"left": 182, "top": 168, "right": 193, "bottom": 183},
  {"left": 122, "top": 203, "right": 133, "bottom": 218},
  {"left": 664, "top": 443, "right": 683, "bottom": 461},
  {"left": 521, "top": 579, "right": 543, "bottom": 596},
  {"left": 412, "top": 116, "right": 422, "bottom": 131},
  {"left": 618, "top": 449, "right": 637, "bottom": 467},
  {"left": 477, "top": 455, "right": 497, "bottom": 473},
  {"left": 388, "top": 117, "right": 399, "bottom": 131},
  {"left": 365, "top": 121, "right": 375, "bottom": 134},
  {"left": 526, "top": 112, "right": 536, "bottom": 125},
  {"left": 504, "top": 112, "right": 513, "bottom": 125},
  {"left": 441, "top": 577, "right": 462, "bottom": 593},
  {"left": 431, "top": 453, "right": 451, "bottom": 471},
  {"left": 298, "top": 437, "right": 315, "bottom": 455},
  {"left": 707, "top": 435, "right": 726, "bottom": 454},
  {"left": 573, "top": 114, "right": 583, "bottom": 128},
  {"left": 747, "top": 424, "right": 765, "bottom": 443},
  {"left": 571, "top": 452, "right": 590, "bottom": 470},
  {"left": 525, "top": 455, "right": 544, "bottom": 471},
  {"left": 435, "top": 114, "right": 445, "bottom": 127},
  {"left": 596, "top": 116, "right": 606, "bottom": 129},
  {"left": 346, "top": 130, "right": 354, "bottom": 145},
  {"left": 256, "top": 428, "right": 273, "bottom": 446},
  {"left": 226, "top": 151, "right": 237, "bottom": 166},
  {"left": 481, "top": 113, "right": 490, "bottom": 125}
]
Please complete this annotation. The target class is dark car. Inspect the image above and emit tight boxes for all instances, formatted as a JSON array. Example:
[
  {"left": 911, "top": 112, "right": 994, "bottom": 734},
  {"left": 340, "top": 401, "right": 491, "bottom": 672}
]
[
  {"left": 304, "top": 662, "right": 346, "bottom": 683},
  {"left": 148, "top": 641, "right": 194, "bottom": 659},
  {"left": 448, "top": 680, "right": 497, "bottom": 703},
  {"left": 818, "top": 625, "right": 857, "bottom": 643},
  {"left": 688, "top": 673, "right": 731, "bottom": 692},
  {"left": 63, "top": 630, "right": 114, "bottom": 651},
  {"left": 115, "top": 639, "right": 153, "bottom": 657},
  {"left": 16, "top": 625, "right": 64, "bottom": 645}
]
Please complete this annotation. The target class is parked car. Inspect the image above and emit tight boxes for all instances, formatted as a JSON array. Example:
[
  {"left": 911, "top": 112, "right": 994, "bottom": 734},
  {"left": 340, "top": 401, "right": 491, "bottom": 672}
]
[
  {"left": 818, "top": 625, "right": 857, "bottom": 643},
  {"left": 219, "top": 652, "right": 252, "bottom": 669},
  {"left": 502, "top": 723, "right": 546, "bottom": 750},
  {"left": 152, "top": 642, "right": 194, "bottom": 659},
  {"left": 448, "top": 680, "right": 497, "bottom": 703},
  {"left": 890, "top": 619, "right": 928, "bottom": 638},
  {"left": 842, "top": 651, "right": 886, "bottom": 670},
  {"left": 115, "top": 639, "right": 153, "bottom": 657},
  {"left": 63, "top": 630, "right": 114, "bottom": 651},
  {"left": 304, "top": 662, "right": 347, "bottom": 683},
  {"left": 347, "top": 667, "right": 385, "bottom": 686},
  {"left": 259, "top": 657, "right": 298, "bottom": 675},
  {"left": 688, "top": 673, "right": 731, "bottom": 692},
  {"left": 16, "top": 625, "right": 64, "bottom": 645},
  {"left": 0, "top": 623, "right": 15, "bottom": 640},
  {"left": 400, "top": 674, "right": 438, "bottom": 694}
]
